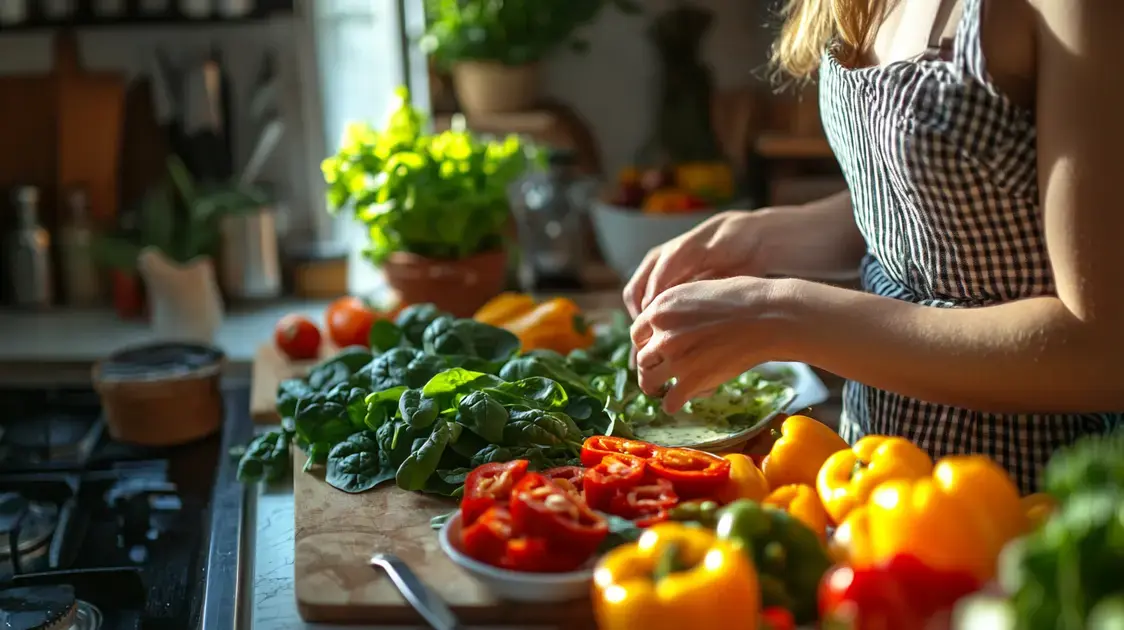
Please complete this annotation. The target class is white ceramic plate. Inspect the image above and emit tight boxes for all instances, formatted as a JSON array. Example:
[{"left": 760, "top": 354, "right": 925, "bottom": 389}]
[{"left": 438, "top": 512, "right": 594, "bottom": 603}]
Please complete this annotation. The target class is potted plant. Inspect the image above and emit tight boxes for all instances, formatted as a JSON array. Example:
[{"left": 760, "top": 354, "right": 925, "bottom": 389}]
[
  {"left": 321, "top": 86, "right": 535, "bottom": 316},
  {"left": 95, "top": 156, "right": 267, "bottom": 342},
  {"left": 421, "top": 0, "right": 640, "bottom": 115}
]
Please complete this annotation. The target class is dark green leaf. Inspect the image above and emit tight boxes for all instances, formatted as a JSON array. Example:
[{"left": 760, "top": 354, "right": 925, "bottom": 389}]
[
  {"left": 456, "top": 391, "right": 508, "bottom": 443},
  {"left": 396, "top": 421, "right": 452, "bottom": 491},
  {"left": 369, "top": 319, "right": 404, "bottom": 352},
  {"left": 399, "top": 388, "right": 440, "bottom": 429},
  {"left": 325, "top": 431, "right": 396, "bottom": 493}
]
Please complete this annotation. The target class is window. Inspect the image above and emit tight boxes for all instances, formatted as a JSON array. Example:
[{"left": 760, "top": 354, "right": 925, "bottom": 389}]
[{"left": 304, "top": 0, "right": 430, "bottom": 295}]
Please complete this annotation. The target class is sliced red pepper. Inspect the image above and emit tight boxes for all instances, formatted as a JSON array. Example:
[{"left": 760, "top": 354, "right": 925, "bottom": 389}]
[
  {"left": 646, "top": 447, "right": 731, "bottom": 499},
  {"left": 542, "top": 465, "right": 585, "bottom": 496},
  {"left": 761, "top": 606, "right": 796, "bottom": 630},
  {"left": 460, "top": 505, "right": 514, "bottom": 566},
  {"left": 582, "top": 452, "right": 647, "bottom": 511},
  {"left": 818, "top": 564, "right": 921, "bottom": 630},
  {"left": 580, "top": 436, "right": 662, "bottom": 467},
  {"left": 502, "top": 536, "right": 586, "bottom": 573},
  {"left": 461, "top": 459, "right": 529, "bottom": 526},
  {"left": 633, "top": 509, "right": 670, "bottom": 528},
  {"left": 880, "top": 554, "right": 981, "bottom": 618},
  {"left": 510, "top": 472, "right": 608, "bottom": 557},
  {"left": 607, "top": 477, "right": 678, "bottom": 520}
]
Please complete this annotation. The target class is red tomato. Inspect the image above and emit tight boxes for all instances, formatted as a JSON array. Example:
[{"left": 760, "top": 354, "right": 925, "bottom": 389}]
[
  {"left": 274, "top": 315, "right": 321, "bottom": 360},
  {"left": 324, "top": 296, "right": 378, "bottom": 348}
]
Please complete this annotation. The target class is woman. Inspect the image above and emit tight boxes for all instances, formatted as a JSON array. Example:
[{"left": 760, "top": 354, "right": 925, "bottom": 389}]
[{"left": 626, "top": 0, "right": 1123, "bottom": 493}]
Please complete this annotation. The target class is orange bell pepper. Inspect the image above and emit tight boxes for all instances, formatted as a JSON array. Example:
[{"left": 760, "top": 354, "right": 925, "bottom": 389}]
[
  {"left": 762, "top": 484, "right": 829, "bottom": 539},
  {"left": 714, "top": 453, "right": 770, "bottom": 504},
  {"left": 866, "top": 455, "right": 1025, "bottom": 583},
  {"left": 473, "top": 292, "right": 536, "bottom": 326},
  {"left": 761, "top": 415, "right": 848, "bottom": 489},
  {"left": 815, "top": 436, "right": 933, "bottom": 525}
]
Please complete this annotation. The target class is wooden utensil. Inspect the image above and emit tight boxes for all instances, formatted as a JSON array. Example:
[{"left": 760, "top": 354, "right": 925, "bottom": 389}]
[
  {"left": 53, "top": 30, "right": 126, "bottom": 225},
  {"left": 293, "top": 450, "right": 596, "bottom": 627}
]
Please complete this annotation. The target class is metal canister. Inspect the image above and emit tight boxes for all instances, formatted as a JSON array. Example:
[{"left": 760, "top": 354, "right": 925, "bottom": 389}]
[
  {"left": 218, "top": 205, "right": 282, "bottom": 301},
  {"left": 5, "top": 186, "right": 53, "bottom": 309}
]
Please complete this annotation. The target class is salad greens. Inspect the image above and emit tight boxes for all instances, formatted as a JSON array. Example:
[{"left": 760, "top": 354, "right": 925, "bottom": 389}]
[{"left": 236, "top": 303, "right": 796, "bottom": 497}]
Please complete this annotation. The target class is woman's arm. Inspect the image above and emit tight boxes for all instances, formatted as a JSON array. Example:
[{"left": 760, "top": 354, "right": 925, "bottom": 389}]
[
  {"left": 758, "top": 190, "right": 868, "bottom": 279},
  {"left": 776, "top": 0, "right": 1124, "bottom": 413}
]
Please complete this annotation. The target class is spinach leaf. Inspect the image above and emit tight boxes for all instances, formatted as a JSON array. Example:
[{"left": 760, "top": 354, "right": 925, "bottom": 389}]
[
  {"left": 422, "top": 317, "right": 520, "bottom": 362},
  {"left": 376, "top": 418, "right": 429, "bottom": 470},
  {"left": 596, "top": 512, "right": 645, "bottom": 553},
  {"left": 448, "top": 427, "right": 489, "bottom": 460},
  {"left": 363, "top": 386, "right": 408, "bottom": 431},
  {"left": 469, "top": 443, "right": 569, "bottom": 470},
  {"left": 369, "top": 319, "right": 404, "bottom": 352},
  {"left": 237, "top": 429, "right": 293, "bottom": 482},
  {"left": 305, "top": 441, "right": 330, "bottom": 472},
  {"left": 325, "top": 431, "right": 396, "bottom": 493},
  {"left": 399, "top": 388, "right": 440, "bottom": 429},
  {"left": 502, "top": 406, "right": 584, "bottom": 452},
  {"left": 293, "top": 386, "right": 361, "bottom": 448},
  {"left": 421, "top": 368, "right": 504, "bottom": 408},
  {"left": 277, "top": 379, "right": 314, "bottom": 422},
  {"left": 484, "top": 377, "right": 568, "bottom": 410},
  {"left": 405, "top": 353, "right": 449, "bottom": 386},
  {"left": 396, "top": 421, "right": 452, "bottom": 491},
  {"left": 499, "top": 353, "right": 596, "bottom": 400},
  {"left": 355, "top": 348, "right": 416, "bottom": 391},
  {"left": 456, "top": 391, "right": 508, "bottom": 443},
  {"left": 308, "top": 346, "right": 373, "bottom": 390},
  {"left": 395, "top": 303, "right": 450, "bottom": 347}
]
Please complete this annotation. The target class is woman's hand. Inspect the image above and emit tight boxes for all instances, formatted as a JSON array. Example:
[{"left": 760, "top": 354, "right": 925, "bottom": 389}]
[
  {"left": 622, "top": 192, "right": 865, "bottom": 320},
  {"left": 623, "top": 210, "right": 772, "bottom": 319},
  {"left": 630, "top": 276, "right": 792, "bottom": 413}
]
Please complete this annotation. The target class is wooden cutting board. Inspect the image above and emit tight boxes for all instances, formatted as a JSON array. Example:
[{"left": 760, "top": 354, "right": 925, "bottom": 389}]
[{"left": 293, "top": 449, "right": 597, "bottom": 626}]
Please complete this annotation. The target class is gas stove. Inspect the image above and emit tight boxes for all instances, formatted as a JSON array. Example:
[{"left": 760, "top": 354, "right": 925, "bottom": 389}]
[{"left": 0, "top": 387, "right": 221, "bottom": 630}]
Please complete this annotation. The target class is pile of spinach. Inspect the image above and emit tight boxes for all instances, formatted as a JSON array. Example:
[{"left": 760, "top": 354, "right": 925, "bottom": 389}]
[{"left": 236, "top": 304, "right": 638, "bottom": 497}]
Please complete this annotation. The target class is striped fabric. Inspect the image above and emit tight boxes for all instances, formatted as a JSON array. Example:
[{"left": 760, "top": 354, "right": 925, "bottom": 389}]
[{"left": 817, "top": 0, "right": 1120, "bottom": 493}]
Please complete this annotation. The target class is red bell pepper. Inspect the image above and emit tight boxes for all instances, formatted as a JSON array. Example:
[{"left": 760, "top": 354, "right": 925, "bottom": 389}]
[
  {"left": 633, "top": 509, "right": 670, "bottom": 528},
  {"left": 510, "top": 473, "right": 608, "bottom": 556},
  {"left": 461, "top": 505, "right": 514, "bottom": 566},
  {"left": 646, "top": 447, "right": 731, "bottom": 499},
  {"left": 542, "top": 465, "right": 585, "bottom": 496},
  {"left": 583, "top": 452, "right": 647, "bottom": 511},
  {"left": 607, "top": 477, "right": 678, "bottom": 520},
  {"left": 503, "top": 536, "right": 586, "bottom": 573},
  {"left": 761, "top": 607, "right": 796, "bottom": 630},
  {"left": 818, "top": 554, "right": 979, "bottom": 630},
  {"left": 460, "top": 460, "right": 529, "bottom": 526},
  {"left": 580, "top": 436, "right": 661, "bottom": 467}
]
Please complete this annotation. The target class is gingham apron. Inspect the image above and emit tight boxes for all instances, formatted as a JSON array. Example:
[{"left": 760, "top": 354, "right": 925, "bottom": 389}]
[{"left": 818, "top": 0, "right": 1121, "bottom": 494}]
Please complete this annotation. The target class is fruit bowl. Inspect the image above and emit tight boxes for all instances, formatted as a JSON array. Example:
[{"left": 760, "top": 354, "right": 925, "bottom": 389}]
[{"left": 589, "top": 199, "right": 720, "bottom": 280}]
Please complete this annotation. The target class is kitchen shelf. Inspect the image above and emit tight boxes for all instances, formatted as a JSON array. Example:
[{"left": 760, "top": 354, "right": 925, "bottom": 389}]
[{"left": 0, "top": 1, "right": 294, "bottom": 33}]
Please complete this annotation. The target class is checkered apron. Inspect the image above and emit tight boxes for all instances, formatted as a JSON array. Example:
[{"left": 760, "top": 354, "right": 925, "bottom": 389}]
[{"left": 817, "top": 0, "right": 1121, "bottom": 494}]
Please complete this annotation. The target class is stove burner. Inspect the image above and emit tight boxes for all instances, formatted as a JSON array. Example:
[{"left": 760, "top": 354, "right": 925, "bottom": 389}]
[
  {"left": 0, "top": 493, "right": 58, "bottom": 577},
  {"left": 0, "top": 584, "right": 76, "bottom": 630},
  {"left": 72, "top": 600, "right": 103, "bottom": 630},
  {"left": 0, "top": 416, "right": 101, "bottom": 468}
]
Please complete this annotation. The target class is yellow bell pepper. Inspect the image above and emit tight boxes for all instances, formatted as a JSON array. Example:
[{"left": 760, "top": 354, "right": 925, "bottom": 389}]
[
  {"left": 1021, "top": 493, "right": 1057, "bottom": 530},
  {"left": 816, "top": 435, "right": 933, "bottom": 525},
  {"left": 641, "top": 189, "right": 708, "bottom": 214},
  {"left": 473, "top": 292, "right": 536, "bottom": 326},
  {"left": 828, "top": 504, "right": 874, "bottom": 566},
  {"left": 592, "top": 522, "right": 760, "bottom": 630},
  {"left": 675, "top": 162, "right": 735, "bottom": 200},
  {"left": 761, "top": 415, "right": 848, "bottom": 490},
  {"left": 762, "top": 484, "right": 829, "bottom": 539},
  {"left": 714, "top": 453, "right": 770, "bottom": 505},
  {"left": 866, "top": 455, "right": 1025, "bottom": 583}
]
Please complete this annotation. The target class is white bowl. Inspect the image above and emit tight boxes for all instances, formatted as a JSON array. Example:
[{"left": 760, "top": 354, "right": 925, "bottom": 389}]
[
  {"left": 589, "top": 199, "right": 720, "bottom": 280},
  {"left": 438, "top": 511, "right": 594, "bottom": 603}
]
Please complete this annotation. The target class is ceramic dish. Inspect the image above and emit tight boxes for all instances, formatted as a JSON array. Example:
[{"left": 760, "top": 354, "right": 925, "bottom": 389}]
[
  {"left": 633, "top": 361, "right": 830, "bottom": 452},
  {"left": 438, "top": 512, "right": 594, "bottom": 603}
]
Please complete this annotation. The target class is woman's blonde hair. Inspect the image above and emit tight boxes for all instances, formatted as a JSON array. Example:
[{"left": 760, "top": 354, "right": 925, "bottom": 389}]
[{"left": 771, "top": 0, "right": 886, "bottom": 79}]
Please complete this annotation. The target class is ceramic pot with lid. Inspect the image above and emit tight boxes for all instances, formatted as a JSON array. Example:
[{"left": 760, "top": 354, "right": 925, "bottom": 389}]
[{"left": 93, "top": 342, "right": 225, "bottom": 446}]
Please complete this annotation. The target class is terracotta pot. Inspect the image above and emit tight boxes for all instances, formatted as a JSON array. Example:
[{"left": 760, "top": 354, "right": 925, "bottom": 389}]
[
  {"left": 381, "top": 250, "right": 508, "bottom": 317},
  {"left": 452, "top": 61, "right": 540, "bottom": 115}
]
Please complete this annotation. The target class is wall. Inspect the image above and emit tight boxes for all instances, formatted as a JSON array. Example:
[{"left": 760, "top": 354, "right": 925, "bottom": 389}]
[{"left": 544, "top": 0, "right": 776, "bottom": 177}]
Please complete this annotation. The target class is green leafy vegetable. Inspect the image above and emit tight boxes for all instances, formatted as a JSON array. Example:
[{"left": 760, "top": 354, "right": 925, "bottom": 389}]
[
  {"left": 237, "top": 430, "right": 293, "bottom": 483},
  {"left": 325, "top": 431, "right": 396, "bottom": 493},
  {"left": 396, "top": 421, "right": 453, "bottom": 491},
  {"left": 399, "top": 388, "right": 440, "bottom": 429},
  {"left": 456, "top": 391, "right": 509, "bottom": 444}
]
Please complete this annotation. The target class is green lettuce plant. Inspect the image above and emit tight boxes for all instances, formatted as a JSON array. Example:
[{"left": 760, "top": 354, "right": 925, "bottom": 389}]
[
  {"left": 420, "top": 0, "right": 640, "bottom": 68},
  {"left": 321, "top": 86, "right": 537, "bottom": 264}
]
